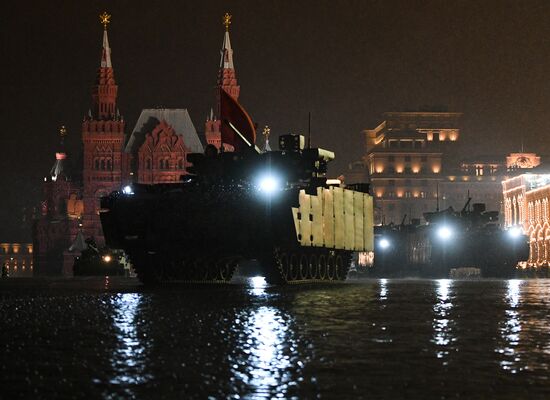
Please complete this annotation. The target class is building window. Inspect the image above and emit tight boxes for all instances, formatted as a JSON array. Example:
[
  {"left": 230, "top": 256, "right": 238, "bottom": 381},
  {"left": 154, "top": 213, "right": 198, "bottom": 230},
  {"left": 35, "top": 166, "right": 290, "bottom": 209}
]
[
  {"left": 100, "top": 159, "right": 106, "bottom": 170},
  {"left": 405, "top": 156, "right": 411, "bottom": 162},
  {"left": 388, "top": 180, "right": 395, "bottom": 186},
  {"left": 388, "top": 155, "right": 395, "bottom": 162},
  {"left": 421, "top": 156, "right": 427, "bottom": 162},
  {"left": 389, "top": 140, "right": 399, "bottom": 149},
  {"left": 94, "top": 159, "right": 99, "bottom": 170},
  {"left": 414, "top": 141, "right": 423, "bottom": 149},
  {"left": 405, "top": 191, "right": 412, "bottom": 198},
  {"left": 476, "top": 166, "right": 484, "bottom": 176},
  {"left": 106, "top": 159, "right": 112, "bottom": 170},
  {"left": 433, "top": 131, "right": 440, "bottom": 141}
]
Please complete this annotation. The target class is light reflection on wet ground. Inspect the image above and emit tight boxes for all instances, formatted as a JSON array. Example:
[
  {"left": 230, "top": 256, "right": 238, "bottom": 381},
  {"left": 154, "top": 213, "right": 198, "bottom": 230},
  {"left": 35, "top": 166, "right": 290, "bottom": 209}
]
[{"left": 1, "top": 278, "right": 550, "bottom": 399}]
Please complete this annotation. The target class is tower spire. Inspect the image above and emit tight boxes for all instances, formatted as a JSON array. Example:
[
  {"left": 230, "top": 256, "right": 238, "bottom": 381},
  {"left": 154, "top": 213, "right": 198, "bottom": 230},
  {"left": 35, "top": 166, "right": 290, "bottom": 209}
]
[
  {"left": 91, "top": 12, "right": 118, "bottom": 120},
  {"left": 100, "top": 12, "right": 112, "bottom": 68},
  {"left": 217, "top": 13, "right": 239, "bottom": 99},
  {"left": 50, "top": 125, "right": 68, "bottom": 182}
]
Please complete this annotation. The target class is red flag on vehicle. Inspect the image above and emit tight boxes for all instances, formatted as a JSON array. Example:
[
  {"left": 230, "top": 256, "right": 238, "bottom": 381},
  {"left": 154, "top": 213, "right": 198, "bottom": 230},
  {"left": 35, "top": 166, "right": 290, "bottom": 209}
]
[{"left": 220, "top": 88, "right": 256, "bottom": 152}]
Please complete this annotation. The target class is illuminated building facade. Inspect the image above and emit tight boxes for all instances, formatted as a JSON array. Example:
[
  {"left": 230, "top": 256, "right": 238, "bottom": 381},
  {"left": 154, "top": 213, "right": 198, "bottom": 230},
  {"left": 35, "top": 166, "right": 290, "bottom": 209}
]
[
  {"left": 125, "top": 110, "right": 203, "bottom": 184},
  {"left": 440, "top": 154, "right": 541, "bottom": 214},
  {"left": 0, "top": 243, "right": 33, "bottom": 277},
  {"left": 502, "top": 173, "right": 550, "bottom": 267},
  {"left": 363, "top": 111, "right": 462, "bottom": 224}
]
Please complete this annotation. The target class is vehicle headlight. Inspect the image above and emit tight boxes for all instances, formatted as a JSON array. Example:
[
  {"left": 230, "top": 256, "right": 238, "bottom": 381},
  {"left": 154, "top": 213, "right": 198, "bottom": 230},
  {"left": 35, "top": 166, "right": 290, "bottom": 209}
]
[
  {"left": 257, "top": 174, "right": 281, "bottom": 194},
  {"left": 508, "top": 226, "right": 523, "bottom": 238},
  {"left": 379, "top": 238, "right": 391, "bottom": 249},
  {"left": 437, "top": 226, "right": 453, "bottom": 240},
  {"left": 122, "top": 185, "right": 134, "bottom": 195}
]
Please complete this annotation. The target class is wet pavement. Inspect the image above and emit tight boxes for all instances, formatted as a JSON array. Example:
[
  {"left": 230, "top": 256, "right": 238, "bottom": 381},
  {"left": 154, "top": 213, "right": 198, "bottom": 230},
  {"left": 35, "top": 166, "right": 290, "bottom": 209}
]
[{"left": 1, "top": 277, "right": 550, "bottom": 399}]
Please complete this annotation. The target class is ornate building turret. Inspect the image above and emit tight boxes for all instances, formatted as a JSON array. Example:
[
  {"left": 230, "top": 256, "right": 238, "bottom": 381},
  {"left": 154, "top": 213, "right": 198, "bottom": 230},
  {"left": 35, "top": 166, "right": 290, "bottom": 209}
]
[
  {"left": 33, "top": 126, "right": 82, "bottom": 276},
  {"left": 205, "top": 13, "right": 241, "bottom": 149},
  {"left": 81, "top": 12, "right": 127, "bottom": 244}
]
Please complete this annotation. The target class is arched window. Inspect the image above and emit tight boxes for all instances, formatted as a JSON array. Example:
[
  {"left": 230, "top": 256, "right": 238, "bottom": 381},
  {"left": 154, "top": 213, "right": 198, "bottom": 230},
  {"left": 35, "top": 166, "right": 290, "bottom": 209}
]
[
  {"left": 94, "top": 158, "right": 99, "bottom": 170},
  {"left": 159, "top": 159, "right": 164, "bottom": 170},
  {"left": 100, "top": 159, "right": 106, "bottom": 170},
  {"left": 106, "top": 159, "right": 112, "bottom": 170}
]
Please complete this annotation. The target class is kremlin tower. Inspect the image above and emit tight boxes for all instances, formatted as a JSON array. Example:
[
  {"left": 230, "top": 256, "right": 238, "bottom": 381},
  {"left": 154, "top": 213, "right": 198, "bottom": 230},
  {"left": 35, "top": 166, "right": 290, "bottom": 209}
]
[
  {"left": 81, "top": 12, "right": 127, "bottom": 244},
  {"left": 205, "top": 13, "right": 242, "bottom": 150}
]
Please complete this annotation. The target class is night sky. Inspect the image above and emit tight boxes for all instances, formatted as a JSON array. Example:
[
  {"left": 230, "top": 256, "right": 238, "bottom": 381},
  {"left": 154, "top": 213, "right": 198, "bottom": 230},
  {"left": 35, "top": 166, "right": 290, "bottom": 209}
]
[{"left": 3, "top": 0, "right": 550, "bottom": 240}]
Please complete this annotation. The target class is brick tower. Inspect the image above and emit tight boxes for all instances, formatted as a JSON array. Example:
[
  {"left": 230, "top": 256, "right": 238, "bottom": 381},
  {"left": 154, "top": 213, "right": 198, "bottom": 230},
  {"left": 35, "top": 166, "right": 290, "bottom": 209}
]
[
  {"left": 205, "top": 13, "right": 241, "bottom": 149},
  {"left": 81, "top": 13, "right": 126, "bottom": 245}
]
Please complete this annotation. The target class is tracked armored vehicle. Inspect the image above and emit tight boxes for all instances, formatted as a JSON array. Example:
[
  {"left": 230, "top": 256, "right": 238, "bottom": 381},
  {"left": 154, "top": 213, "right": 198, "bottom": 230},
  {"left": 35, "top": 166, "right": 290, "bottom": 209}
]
[
  {"left": 373, "top": 200, "right": 529, "bottom": 278},
  {"left": 100, "top": 131, "right": 374, "bottom": 285}
]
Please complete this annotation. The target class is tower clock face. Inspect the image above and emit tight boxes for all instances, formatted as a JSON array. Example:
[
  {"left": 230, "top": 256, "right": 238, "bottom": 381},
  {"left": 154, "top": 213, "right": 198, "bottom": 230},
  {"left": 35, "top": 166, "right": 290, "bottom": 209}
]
[{"left": 516, "top": 156, "right": 532, "bottom": 168}]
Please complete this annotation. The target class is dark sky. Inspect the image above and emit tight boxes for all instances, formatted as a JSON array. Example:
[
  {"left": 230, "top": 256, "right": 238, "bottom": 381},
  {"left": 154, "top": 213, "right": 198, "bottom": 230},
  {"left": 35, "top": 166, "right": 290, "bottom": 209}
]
[{"left": 3, "top": 0, "right": 550, "bottom": 240}]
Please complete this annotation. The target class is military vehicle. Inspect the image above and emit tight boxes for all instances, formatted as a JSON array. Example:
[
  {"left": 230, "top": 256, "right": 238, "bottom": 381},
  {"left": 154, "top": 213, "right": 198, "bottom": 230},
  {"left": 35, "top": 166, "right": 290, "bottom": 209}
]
[
  {"left": 372, "top": 200, "right": 529, "bottom": 278},
  {"left": 100, "top": 92, "right": 374, "bottom": 285}
]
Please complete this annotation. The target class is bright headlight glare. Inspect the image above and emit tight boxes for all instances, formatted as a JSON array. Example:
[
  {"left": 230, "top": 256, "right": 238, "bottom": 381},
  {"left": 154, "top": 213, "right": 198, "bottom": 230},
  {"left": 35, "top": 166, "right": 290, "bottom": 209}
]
[
  {"left": 379, "top": 238, "right": 390, "bottom": 249},
  {"left": 258, "top": 175, "right": 280, "bottom": 194},
  {"left": 438, "top": 226, "right": 453, "bottom": 240},
  {"left": 508, "top": 226, "right": 522, "bottom": 238},
  {"left": 122, "top": 185, "right": 134, "bottom": 195}
]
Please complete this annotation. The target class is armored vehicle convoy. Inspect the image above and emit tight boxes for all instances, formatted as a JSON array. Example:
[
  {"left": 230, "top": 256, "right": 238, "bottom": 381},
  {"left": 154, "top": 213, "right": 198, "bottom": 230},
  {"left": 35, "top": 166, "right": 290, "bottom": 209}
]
[
  {"left": 373, "top": 200, "right": 529, "bottom": 278},
  {"left": 100, "top": 101, "right": 374, "bottom": 284}
]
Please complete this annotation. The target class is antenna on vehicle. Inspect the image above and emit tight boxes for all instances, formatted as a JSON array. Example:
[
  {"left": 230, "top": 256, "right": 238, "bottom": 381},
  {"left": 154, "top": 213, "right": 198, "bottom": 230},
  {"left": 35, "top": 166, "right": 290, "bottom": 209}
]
[
  {"left": 436, "top": 182, "right": 440, "bottom": 212},
  {"left": 307, "top": 112, "right": 312, "bottom": 148}
]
